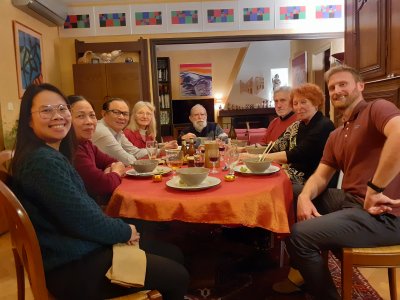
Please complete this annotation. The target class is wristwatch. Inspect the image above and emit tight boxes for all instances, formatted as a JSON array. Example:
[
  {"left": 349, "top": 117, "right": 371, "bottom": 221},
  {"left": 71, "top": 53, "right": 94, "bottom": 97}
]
[{"left": 367, "top": 180, "right": 385, "bottom": 193}]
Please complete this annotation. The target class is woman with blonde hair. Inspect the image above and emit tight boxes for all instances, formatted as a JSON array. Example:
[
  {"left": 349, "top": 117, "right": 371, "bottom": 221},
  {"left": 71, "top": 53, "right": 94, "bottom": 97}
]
[{"left": 124, "top": 101, "right": 177, "bottom": 149}]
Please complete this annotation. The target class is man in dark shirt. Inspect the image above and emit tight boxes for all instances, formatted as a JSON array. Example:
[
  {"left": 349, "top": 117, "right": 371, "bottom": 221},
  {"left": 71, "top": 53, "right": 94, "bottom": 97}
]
[{"left": 178, "top": 104, "right": 227, "bottom": 144}]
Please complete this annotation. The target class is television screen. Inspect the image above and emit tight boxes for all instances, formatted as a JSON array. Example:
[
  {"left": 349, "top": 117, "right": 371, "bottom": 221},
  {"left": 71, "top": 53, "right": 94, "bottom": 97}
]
[{"left": 172, "top": 98, "right": 215, "bottom": 124}]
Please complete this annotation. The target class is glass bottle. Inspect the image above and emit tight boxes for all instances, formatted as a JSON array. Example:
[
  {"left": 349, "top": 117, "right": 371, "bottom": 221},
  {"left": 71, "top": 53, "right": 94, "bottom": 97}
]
[{"left": 187, "top": 138, "right": 196, "bottom": 156}]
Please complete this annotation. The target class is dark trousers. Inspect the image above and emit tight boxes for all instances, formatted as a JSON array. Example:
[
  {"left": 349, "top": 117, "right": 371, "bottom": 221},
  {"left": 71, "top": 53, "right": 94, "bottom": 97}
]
[
  {"left": 286, "top": 188, "right": 400, "bottom": 300},
  {"left": 46, "top": 239, "right": 190, "bottom": 300}
]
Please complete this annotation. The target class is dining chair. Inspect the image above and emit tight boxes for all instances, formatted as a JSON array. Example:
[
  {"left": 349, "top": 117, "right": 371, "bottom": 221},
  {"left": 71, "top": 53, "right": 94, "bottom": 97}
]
[
  {"left": 0, "top": 149, "right": 13, "bottom": 235},
  {"left": 342, "top": 246, "right": 400, "bottom": 300},
  {"left": 0, "top": 175, "right": 161, "bottom": 300}
]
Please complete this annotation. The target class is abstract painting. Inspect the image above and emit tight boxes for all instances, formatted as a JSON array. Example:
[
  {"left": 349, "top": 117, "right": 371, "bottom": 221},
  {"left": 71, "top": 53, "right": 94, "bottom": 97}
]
[
  {"left": 166, "top": 2, "right": 202, "bottom": 33},
  {"left": 131, "top": 4, "right": 167, "bottom": 34},
  {"left": 180, "top": 63, "right": 212, "bottom": 97},
  {"left": 95, "top": 5, "right": 131, "bottom": 35},
  {"left": 13, "top": 21, "right": 43, "bottom": 98}
]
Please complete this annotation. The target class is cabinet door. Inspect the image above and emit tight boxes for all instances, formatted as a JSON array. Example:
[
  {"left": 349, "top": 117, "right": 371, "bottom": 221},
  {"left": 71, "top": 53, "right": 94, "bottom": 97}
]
[
  {"left": 105, "top": 63, "right": 142, "bottom": 110},
  {"left": 364, "top": 77, "right": 400, "bottom": 108},
  {"left": 388, "top": 0, "right": 400, "bottom": 76},
  {"left": 73, "top": 64, "right": 108, "bottom": 117},
  {"left": 356, "top": 0, "right": 386, "bottom": 79}
]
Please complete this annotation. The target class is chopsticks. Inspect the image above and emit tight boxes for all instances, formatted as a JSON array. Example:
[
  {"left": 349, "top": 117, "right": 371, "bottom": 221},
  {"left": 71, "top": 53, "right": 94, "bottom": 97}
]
[{"left": 259, "top": 141, "right": 275, "bottom": 161}]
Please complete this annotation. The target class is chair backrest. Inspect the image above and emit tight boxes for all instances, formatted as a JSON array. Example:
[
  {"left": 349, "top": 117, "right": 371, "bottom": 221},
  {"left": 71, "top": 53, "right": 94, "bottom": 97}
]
[
  {"left": 0, "top": 180, "right": 50, "bottom": 299},
  {"left": 0, "top": 150, "right": 13, "bottom": 183},
  {"left": 0, "top": 150, "right": 13, "bottom": 234}
]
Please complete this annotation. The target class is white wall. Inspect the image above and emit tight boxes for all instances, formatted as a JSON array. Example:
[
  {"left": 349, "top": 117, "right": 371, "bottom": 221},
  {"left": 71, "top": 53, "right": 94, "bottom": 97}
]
[{"left": 226, "top": 40, "right": 290, "bottom": 107}]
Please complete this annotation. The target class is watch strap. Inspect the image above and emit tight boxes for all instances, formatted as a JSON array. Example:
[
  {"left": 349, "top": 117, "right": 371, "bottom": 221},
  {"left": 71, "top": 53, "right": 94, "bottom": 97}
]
[{"left": 367, "top": 180, "right": 385, "bottom": 193}]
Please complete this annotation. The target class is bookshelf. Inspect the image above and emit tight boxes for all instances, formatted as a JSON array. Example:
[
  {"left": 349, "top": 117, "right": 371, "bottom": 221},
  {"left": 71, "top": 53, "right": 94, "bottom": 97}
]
[{"left": 157, "top": 57, "right": 173, "bottom": 137}]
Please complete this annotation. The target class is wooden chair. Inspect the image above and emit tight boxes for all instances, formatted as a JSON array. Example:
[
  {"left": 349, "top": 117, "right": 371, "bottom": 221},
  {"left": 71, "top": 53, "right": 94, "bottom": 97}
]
[
  {"left": 342, "top": 245, "right": 400, "bottom": 300},
  {"left": 0, "top": 177, "right": 161, "bottom": 300},
  {"left": 0, "top": 149, "right": 13, "bottom": 234}
]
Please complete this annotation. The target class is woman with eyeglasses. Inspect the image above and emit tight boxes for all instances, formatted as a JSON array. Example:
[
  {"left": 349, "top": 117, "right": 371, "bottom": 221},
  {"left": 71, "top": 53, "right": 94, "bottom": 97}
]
[
  {"left": 124, "top": 101, "right": 177, "bottom": 149},
  {"left": 10, "top": 83, "right": 189, "bottom": 300},
  {"left": 68, "top": 95, "right": 125, "bottom": 203},
  {"left": 92, "top": 98, "right": 148, "bottom": 165}
]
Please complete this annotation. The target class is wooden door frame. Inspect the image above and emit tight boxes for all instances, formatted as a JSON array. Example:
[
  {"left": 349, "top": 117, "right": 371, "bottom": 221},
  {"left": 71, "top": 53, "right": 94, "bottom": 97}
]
[{"left": 149, "top": 32, "right": 343, "bottom": 139}]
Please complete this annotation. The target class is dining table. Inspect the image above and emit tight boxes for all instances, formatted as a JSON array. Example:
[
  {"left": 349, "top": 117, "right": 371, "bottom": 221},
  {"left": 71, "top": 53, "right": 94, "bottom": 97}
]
[{"left": 105, "top": 164, "right": 294, "bottom": 234}]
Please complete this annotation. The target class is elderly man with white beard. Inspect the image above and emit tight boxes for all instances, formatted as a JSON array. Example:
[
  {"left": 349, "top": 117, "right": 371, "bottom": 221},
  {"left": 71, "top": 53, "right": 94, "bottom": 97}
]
[{"left": 177, "top": 104, "right": 227, "bottom": 144}]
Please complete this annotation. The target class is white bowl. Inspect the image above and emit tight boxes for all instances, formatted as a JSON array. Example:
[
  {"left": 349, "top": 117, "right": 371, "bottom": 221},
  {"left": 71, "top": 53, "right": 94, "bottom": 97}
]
[
  {"left": 131, "top": 159, "right": 158, "bottom": 173},
  {"left": 243, "top": 158, "right": 272, "bottom": 173},
  {"left": 176, "top": 167, "right": 209, "bottom": 186},
  {"left": 230, "top": 139, "right": 247, "bottom": 147},
  {"left": 245, "top": 146, "right": 267, "bottom": 155}
]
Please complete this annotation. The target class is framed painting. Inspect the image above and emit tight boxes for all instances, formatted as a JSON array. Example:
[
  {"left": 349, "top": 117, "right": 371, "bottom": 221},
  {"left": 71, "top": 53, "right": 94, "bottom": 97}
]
[
  {"left": 180, "top": 63, "right": 212, "bottom": 97},
  {"left": 13, "top": 21, "right": 44, "bottom": 98},
  {"left": 291, "top": 51, "right": 307, "bottom": 87}
]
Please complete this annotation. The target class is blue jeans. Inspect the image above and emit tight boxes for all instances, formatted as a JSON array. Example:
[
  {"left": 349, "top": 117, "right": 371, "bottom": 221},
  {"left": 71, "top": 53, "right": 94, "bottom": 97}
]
[{"left": 286, "top": 188, "right": 400, "bottom": 299}]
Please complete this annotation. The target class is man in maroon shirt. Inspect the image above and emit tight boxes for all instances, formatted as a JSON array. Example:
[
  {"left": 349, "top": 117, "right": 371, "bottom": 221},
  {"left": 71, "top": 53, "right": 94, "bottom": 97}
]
[
  {"left": 284, "top": 65, "right": 400, "bottom": 299},
  {"left": 262, "top": 86, "right": 297, "bottom": 144}
]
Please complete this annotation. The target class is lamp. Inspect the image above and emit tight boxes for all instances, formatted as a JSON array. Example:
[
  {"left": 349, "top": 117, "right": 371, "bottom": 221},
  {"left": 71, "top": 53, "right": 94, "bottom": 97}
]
[{"left": 214, "top": 93, "right": 224, "bottom": 110}]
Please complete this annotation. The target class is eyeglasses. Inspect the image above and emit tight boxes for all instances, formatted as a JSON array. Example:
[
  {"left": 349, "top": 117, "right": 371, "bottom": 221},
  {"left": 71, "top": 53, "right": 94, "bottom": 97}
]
[
  {"left": 136, "top": 111, "right": 152, "bottom": 117},
  {"left": 74, "top": 112, "right": 97, "bottom": 120},
  {"left": 106, "top": 109, "right": 130, "bottom": 117},
  {"left": 31, "top": 104, "right": 71, "bottom": 119}
]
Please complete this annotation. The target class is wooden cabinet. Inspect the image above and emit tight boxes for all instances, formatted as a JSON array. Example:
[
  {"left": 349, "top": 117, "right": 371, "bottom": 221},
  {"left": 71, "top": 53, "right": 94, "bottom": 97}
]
[
  {"left": 345, "top": 0, "right": 400, "bottom": 109},
  {"left": 346, "top": 0, "right": 399, "bottom": 81},
  {"left": 155, "top": 57, "right": 173, "bottom": 138},
  {"left": 73, "top": 63, "right": 142, "bottom": 117}
]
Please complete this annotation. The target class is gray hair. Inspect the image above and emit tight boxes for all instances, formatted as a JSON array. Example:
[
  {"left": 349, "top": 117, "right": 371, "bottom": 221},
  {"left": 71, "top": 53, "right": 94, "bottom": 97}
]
[
  {"left": 274, "top": 86, "right": 292, "bottom": 95},
  {"left": 190, "top": 104, "right": 207, "bottom": 116}
]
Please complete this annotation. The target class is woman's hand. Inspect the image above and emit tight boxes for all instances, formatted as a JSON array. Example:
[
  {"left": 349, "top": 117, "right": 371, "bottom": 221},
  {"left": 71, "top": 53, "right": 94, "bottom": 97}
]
[
  {"left": 127, "top": 224, "right": 140, "bottom": 245},
  {"left": 110, "top": 162, "right": 126, "bottom": 177}
]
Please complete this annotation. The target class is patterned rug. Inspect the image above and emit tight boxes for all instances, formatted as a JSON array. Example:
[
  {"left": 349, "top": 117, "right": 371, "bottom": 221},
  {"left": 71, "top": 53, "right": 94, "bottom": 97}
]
[
  {"left": 328, "top": 253, "right": 383, "bottom": 300},
  {"left": 184, "top": 253, "right": 383, "bottom": 300}
]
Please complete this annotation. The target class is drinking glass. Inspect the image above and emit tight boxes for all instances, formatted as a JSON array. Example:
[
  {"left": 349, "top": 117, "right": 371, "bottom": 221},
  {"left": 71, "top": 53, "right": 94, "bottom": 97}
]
[
  {"left": 193, "top": 150, "right": 205, "bottom": 167},
  {"left": 146, "top": 140, "right": 158, "bottom": 159},
  {"left": 165, "top": 149, "right": 183, "bottom": 178},
  {"left": 208, "top": 147, "right": 220, "bottom": 174},
  {"left": 225, "top": 145, "right": 239, "bottom": 175},
  {"left": 217, "top": 139, "right": 225, "bottom": 163}
]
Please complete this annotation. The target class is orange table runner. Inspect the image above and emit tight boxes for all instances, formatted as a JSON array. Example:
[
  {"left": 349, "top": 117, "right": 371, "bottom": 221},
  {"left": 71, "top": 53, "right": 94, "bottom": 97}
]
[{"left": 106, "top": 166, "right": 293, "bottom": 233}]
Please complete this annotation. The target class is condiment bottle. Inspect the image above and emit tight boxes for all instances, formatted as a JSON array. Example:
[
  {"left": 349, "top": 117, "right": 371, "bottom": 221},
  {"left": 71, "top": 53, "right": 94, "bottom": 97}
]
[{"left": 187, "top": 138, "right": 196, "bottom": 156}]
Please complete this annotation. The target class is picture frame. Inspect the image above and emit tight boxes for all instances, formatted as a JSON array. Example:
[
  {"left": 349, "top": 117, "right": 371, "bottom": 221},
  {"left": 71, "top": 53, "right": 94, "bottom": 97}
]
[
  {"left": 13, "top": 21, "right": 44, "bottom": 98},
  {"left": 291, "top": 51, "right": 307, "bottom": 87},
  {"left": 91, "top": 58, "right": 100, "bottom": 64}
]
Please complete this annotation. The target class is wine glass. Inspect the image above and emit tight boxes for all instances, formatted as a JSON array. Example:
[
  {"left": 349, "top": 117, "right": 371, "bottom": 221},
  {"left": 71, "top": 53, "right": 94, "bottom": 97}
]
[
  {"left": 146, "top": 140, "right": 158, "bottom": 159},
  {"left": 193, "top": 150, "right": 205, "bottom": 167},
  {"left": 165, "top": 149, "right": 183, "bottom": 178},
  {"left": 217, "top": 139, "right": 225, "bottom": 163},
  {"left": 208, "top": 147, "right": 220, "bottom": 174},
  {"left": 225, "top": 145, "right": 239, "bottom": 175}
]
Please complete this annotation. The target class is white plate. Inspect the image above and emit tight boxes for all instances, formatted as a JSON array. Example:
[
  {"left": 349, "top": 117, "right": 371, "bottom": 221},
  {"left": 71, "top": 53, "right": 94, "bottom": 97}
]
[
  {"left": 166, "top": 176, "right": 221, "bottom": 191},
  {"left": 233, "top": 164, "right": 280, "bottom": 176},
  {"left": 126, "top": 166, "right": 172, "bottom": 177}
]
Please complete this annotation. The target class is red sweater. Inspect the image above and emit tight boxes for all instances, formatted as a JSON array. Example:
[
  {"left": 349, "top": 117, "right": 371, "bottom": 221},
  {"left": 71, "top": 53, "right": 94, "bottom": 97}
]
[
  {"left": 123, "top": 129, "right": 154, "bottom": 148},
  {"left": 74, "top": 140, "right": 121, "bottom": 199},
  {"left": 262, "top": 112, "right": 297, "bottom": 144}
]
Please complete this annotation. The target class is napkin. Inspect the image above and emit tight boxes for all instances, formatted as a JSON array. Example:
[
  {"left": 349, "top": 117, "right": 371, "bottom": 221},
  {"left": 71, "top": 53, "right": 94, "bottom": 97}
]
[{"left": 106, "top": 243, "right": 147, "bottom": 288}]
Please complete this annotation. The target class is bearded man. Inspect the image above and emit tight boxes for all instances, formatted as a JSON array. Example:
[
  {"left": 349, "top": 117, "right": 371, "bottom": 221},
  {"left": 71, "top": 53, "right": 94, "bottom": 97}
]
[
  {"left": 178, "top": 104, "right": 227, "bottom": 144},
  {"left": 275, "top": 64, "right": 400, "bottom": 299}
]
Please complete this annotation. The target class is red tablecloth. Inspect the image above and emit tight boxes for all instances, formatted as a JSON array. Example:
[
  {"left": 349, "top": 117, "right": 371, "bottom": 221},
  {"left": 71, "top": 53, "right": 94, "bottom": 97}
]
[{"left": 106, "top": 166, "right": 294, "bottom": 233}]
